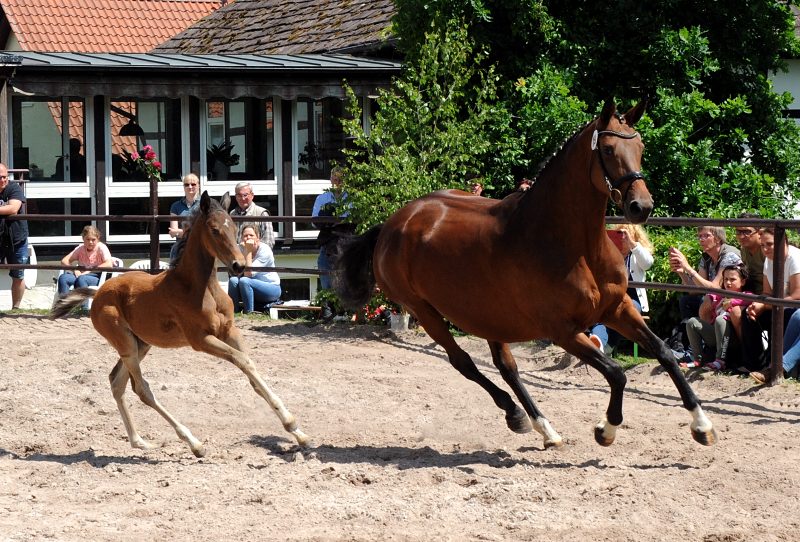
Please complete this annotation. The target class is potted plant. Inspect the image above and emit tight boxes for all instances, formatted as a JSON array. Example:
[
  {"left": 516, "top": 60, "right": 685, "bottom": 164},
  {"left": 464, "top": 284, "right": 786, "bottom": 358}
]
[{"left": 207, "top": 139, "right": 240, "bottom": 180}]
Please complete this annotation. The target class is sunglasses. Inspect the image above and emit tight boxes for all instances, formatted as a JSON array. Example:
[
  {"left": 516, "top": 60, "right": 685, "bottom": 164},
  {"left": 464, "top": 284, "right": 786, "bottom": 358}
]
[
  {"left": 184, "top": 183, "right": 198, "bottom": 187},
  {"left": 735, "top": 229, "right": 757, "bottom": 236}
]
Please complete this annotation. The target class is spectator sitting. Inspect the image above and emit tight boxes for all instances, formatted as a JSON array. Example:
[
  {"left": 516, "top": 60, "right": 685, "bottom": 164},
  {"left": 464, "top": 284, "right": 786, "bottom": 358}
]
[
  {"left": 228, "top": 226, "right": 281, "bottom": 314},
  {"left": 741, "top": 228, "right": 800, "bottom": 374},
  {"left": 230, "top": 181, "right": 275, "bottom": 247},
  {"left": 587, "top": 224, "right": 654, "bottom": 354},
  {"left": 169, "top": 174, "right": 200, "bottom": 258},
  {"left": 669, "top": 226, "right": 741, "bottom": 321},
  {"left": 682, "top": 264, "right": 752, "bottom": 371},
  {"left": 752, "top": 305, "right": 800, "bottom": 384},
  {"left": 57, "top": 225, "right": 113, "bottom": 297},
  {"left": 728, "top": 215, "right": 764, "bottom": 354}
]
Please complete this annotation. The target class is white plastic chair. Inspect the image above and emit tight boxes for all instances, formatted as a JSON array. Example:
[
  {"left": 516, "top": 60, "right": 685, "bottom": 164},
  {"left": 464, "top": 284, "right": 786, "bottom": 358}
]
[{"left": 129, "top": 259, "right": 169, "bottom": 270}]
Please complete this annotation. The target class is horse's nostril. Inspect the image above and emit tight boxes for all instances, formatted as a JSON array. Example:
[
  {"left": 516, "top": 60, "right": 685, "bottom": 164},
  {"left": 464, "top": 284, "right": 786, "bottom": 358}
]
[{"left": 630, "top": 201, "right": 642, "bottom": 215}]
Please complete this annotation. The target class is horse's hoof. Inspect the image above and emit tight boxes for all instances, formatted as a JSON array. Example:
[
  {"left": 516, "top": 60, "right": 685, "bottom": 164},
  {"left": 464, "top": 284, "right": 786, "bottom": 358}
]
[
  {"left": 544, "top": 440, "right": 568, "bottom": 452},
  {"left": 691, "top": 427, "right": 718, "bottom": 446},
  {"left": 506, "top": 411, "right": 534, "bottom": 434},
  {"left": 594, "top": 426, "right": 615, "bottom": 447},
  {"left": 192, "top": 446, "right": 207, "bottom": 458}
]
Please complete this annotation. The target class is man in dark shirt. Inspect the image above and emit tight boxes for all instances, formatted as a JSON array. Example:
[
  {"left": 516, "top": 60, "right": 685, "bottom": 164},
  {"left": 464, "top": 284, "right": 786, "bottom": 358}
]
[{"left": 0, "top": 163, "right": 29, "bottom": 308}]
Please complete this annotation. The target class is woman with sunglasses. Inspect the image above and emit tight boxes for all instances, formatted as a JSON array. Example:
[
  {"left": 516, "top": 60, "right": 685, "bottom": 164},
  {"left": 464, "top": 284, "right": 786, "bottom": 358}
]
[{"left": 169, "top": 174, "right": 201, "bottom": 241}]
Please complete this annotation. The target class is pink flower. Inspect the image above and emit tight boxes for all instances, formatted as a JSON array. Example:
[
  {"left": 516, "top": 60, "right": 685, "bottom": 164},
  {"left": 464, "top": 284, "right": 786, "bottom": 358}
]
[
  {"left": 145, "top": 151, "right": 156, "bottom": 160},
  {"left": 143, "top": 145, "right": 152, "bottom": 152},
  {"left": 153, "top": 161, "right": 162, "bottom": 169},
  {"left": 131, "top": 152, "right": 140, "bottom": 160}
]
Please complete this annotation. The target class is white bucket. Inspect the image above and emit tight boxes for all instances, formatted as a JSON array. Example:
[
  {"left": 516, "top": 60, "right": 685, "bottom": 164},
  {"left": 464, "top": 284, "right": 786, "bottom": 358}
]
[{"left": 390, "top": 311, "right": 410, "bottom": 334}]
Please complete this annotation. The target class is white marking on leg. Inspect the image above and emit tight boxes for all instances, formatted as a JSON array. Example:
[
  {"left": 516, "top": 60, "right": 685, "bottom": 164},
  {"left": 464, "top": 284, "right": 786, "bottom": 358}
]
[
  {"left": 690, "top": 405, "right": 713, "bottom": 433},
  {"left": 596, "top": 415, "right": 618, "bottom": 444},
  {"left": 531, "top": 416, "right": 563, "bottom": 448}
]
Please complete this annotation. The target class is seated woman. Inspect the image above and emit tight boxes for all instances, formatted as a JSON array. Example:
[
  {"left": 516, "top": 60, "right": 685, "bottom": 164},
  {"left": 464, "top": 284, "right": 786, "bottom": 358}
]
[
  {"left": 588, "top": 223, "right": 654, "bottom": 354},
  {"left": 228, "top": 225, "right": 281, "bottom": 314},
  {"left": 57, "top": 225, "right": 113, "bottom": 295}
]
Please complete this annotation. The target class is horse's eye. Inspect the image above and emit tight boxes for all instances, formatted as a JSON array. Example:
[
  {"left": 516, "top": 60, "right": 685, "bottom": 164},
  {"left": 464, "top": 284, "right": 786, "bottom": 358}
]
[
  {"left": 603, "top": 145, "right": 613, "bottom": 155},
  {"left": 211, "top": 228, "right": 221, "bottom": 236}
]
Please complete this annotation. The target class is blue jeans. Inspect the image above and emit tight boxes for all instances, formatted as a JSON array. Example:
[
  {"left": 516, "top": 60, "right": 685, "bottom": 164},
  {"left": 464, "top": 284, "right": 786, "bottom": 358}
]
[
  {"left": 58, "top": 272, "right": 100, "bottom": 295},
  {"left": 228, "top": 276, "right": 281, "bottom": 314},
  {"left": 0, "top": 240, "right": 28, "bottom": 280},
  {"left": 588, "top": 299, "right": 642, "bottom": 348},
  {"left": 783, "top": 310, "right": 800, "bottom": 376},
  {"left": 318, "top": 246, "right": 333, "bottom": 290}
]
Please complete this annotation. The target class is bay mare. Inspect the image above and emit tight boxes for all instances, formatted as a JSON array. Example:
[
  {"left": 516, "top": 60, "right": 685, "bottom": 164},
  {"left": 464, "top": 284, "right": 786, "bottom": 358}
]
[
  {"left": 50, "top": 191, "right": 311, "bottom": 457},
  {"left": 335, "top": 100, "right": 716, "bottom": 450}
]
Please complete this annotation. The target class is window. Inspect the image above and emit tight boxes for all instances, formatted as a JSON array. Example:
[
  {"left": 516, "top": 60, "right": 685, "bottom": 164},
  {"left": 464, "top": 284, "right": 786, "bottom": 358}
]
[
  {"left": 206, "top": 98, "right": 274, "bottom": 181},
  {"left": 295, "top": 98, "right": 355, "bottom": 180},
  {"left": 12, "top": 96, "right": 86, "bottom": 182},
  {"left": 111, "top": 99, "right": 181, "bottom": 182}
]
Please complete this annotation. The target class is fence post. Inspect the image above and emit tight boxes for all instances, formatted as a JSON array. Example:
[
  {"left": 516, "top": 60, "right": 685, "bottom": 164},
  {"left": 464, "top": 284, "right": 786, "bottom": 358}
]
[
  {"left": 769, "top": 226, "right": 786, "bottom": 385},
  {"left": 149, "top": 177, "right": 159, "bottom": 274}
]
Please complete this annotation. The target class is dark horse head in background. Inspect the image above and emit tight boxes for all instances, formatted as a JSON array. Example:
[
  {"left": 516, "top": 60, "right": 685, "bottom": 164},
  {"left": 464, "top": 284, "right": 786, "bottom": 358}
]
[{"left": 333, "top": 99, "right": 716, "bottom": 453}]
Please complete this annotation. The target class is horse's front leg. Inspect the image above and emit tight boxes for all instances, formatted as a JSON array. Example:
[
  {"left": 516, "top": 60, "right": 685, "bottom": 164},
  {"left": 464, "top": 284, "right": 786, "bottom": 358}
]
[
  {"left": 195, "top": 329, "right": 312, "bottom": 448},
  {"left": 605, "top": 301, "right": 717, "bottom": 446},
  {"left": 556, "top": 331, "right": 627, "bottom": 446}
]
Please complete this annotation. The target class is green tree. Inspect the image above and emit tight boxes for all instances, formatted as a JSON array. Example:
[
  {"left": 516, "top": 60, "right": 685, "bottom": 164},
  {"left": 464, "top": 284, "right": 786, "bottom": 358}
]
[{"left": 391, "top": 0, "right": 800, "bottom": 219}]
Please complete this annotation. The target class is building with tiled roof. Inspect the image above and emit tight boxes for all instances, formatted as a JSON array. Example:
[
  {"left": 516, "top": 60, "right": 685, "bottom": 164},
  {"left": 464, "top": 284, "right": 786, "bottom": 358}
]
[
  {"left": 152, "top": 0, "right": 396, "bottom": 56},
  {"left": 0, "top": 0, "right": 219, "bottom": 53}
]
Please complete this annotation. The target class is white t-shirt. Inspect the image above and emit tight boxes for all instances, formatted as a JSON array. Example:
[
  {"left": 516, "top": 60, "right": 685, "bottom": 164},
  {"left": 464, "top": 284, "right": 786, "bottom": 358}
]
[{"left": 763, "top": 245, "right": 800, "bottom": 296}]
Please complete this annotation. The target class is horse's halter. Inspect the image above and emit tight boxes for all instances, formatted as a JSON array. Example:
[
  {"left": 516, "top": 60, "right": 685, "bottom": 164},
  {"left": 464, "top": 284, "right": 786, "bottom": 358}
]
[{"left": 589, "top": 122, "right": 645, "bottom": 207}]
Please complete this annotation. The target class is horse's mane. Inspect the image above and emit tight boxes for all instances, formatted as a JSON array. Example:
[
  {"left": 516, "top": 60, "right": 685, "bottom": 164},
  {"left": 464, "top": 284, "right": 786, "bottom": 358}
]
[
  {"left": 169, "top": 197, "right": 225, "bottom": 268},
  {"left": 532, "top": 112, "right": 626, "bottom": 183}
]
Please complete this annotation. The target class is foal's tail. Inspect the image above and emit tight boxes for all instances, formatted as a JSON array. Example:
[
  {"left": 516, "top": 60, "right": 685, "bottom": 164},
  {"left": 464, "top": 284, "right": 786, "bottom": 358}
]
[
  {"left": 49, "top": 288, "right": 96, "bottom": 320},
  {"left": 332, "top": 223, "right": 383, "bottom": 310}
]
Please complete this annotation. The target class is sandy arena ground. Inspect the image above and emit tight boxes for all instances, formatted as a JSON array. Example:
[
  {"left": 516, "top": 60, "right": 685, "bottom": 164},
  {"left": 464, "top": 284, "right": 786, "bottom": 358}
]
[{"left": 1, "top": 313, "right": 799, "bottom": 542}]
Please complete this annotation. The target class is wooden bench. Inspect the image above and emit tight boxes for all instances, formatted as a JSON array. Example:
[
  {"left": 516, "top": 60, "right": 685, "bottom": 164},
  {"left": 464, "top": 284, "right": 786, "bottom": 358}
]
[{"left": 267, "top": 304, "right": 322, "bottom": 319}]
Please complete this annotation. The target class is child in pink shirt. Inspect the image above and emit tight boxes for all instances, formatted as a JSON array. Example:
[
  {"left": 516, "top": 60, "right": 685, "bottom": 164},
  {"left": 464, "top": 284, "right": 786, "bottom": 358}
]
[
  {"left": 57, "top": 225, "right": 113, "bottom": 296},
  {"left": 682, "top": 264, "right": 752, "bottom": 371}
]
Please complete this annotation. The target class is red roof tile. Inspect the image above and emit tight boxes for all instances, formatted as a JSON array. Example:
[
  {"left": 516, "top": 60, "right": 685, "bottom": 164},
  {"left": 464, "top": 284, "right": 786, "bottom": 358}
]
[{"left": 1, "top": 0, "right": 220, "bottom": 53}]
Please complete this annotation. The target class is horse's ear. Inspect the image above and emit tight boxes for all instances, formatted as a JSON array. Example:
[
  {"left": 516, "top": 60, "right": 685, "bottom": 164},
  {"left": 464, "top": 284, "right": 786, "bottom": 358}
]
[
  {"left": 599, "top": 99, "right": 617, "bottom": 126},
  {"left": 624, "top": 100, "right": 647, "bottom": 127},
  {"left": 220, "top": 191, "right": 231, "bottom": 210},
  {"left": 200, "top": 190, "right": 211, "bottom": 214}
]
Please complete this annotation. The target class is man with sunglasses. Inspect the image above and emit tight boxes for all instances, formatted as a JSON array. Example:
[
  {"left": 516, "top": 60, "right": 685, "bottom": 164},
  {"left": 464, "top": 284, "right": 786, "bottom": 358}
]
[
  {"left": 230, "top": 182, "right": 274, "bottom": 247},
  {"left": 0, "top": 163, "right": 29, "bottom": 309}
]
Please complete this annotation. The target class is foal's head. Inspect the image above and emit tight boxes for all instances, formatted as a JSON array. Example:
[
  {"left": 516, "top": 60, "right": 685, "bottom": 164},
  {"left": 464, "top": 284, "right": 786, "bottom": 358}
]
[
  {"left": 592, "top": 100, "right": 652, "bottom": 224},
  {"left": 198, "top": 191, "right": 246, "bottom": 276}
]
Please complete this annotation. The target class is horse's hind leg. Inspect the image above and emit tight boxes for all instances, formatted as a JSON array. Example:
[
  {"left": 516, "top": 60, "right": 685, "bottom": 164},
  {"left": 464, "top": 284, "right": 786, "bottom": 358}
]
[
  {"left": 214, "top": 330, "right": 312, "bottom": 448},
  {"left": 109, "top": 358, "right": 157, "bottom": 452},
  {"left": 410, "top": 304, "right": 533, "bottom": 436},
  {"left": 115, "top": 338, "right": 207, "bottom": 457},
  {"left": 556, "top": 331, "right": 628, "bottom": 447},
  {"left": 608, "top": 306, "right": 717, "bottom": 446},
  {"left": 487, "top": 342, "right": 564, "bottom": 450}
]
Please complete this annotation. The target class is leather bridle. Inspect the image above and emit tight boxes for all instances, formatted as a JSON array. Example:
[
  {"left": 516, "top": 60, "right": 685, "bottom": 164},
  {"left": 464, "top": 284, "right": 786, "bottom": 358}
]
[{"left": 589, "top": 123, "right": 645, "bottom": 206}]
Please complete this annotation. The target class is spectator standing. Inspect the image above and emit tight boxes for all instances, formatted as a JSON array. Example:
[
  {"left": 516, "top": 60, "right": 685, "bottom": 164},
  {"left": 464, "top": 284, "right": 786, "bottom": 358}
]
[
  {"left": 588, "top": 224, "right": 654, "bottom": 353},
  {"left": 169, "top": 174, "right": 201, "bottom": 241},
  {"left": 465, "top": 172, "right": 483, "bottom": 196},
  {"left": 230, "top": 182, "right": 274, "bottom": 247},
  {"left": 0, "top": 163, "right": 28, "bottom": 308},
  {"left": 669, "top": 226, "right": 741, "bottom": 320},
  {"left": 227, "top": 225, "right": 281, "bottom": 314}
]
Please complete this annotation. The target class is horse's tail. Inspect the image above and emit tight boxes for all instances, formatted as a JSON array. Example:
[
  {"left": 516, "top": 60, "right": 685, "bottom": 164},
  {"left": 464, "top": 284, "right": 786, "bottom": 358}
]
[
  {"left": 332, "top": 223, "right": 383, "bottom": 310},
  {"left": 49, "top": 288, "right": 96, "bottom": 320}
]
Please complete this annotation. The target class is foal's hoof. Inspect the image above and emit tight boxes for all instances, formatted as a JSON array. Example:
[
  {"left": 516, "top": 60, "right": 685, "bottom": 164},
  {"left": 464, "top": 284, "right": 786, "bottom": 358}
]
[
  {"left": 192, "top": 446, "right": 207, "bottom": 458},
  {"left": 594, "top": 426, "right": 615, "bottom": 447},
  {"left": 544, "top": 440, "right": 568, "bottom": 452},
  {"left": 691, "top": 426, "right": 718, "bottom": 446},
  {"left": 506, "top": 408, "right": 534, "bottom": 434}
]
